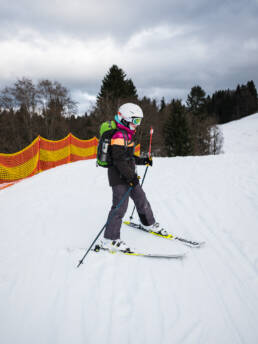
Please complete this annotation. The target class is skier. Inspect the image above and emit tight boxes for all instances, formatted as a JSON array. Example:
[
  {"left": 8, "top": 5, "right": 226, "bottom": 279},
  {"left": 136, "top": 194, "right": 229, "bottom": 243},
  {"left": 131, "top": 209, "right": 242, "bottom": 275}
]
[{"left": 101, "top": 103, "right": 168, "bottom": 252}]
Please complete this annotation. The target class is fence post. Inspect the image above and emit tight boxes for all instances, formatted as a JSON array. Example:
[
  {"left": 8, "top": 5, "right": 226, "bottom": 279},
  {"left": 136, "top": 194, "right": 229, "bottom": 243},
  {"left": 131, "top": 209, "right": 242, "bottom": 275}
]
[
  {"left": 37, "top": 136, "right": 41, "bottom": 173},
  {"left": 68, "top": 133, "right": 71, "bottom": 163}
]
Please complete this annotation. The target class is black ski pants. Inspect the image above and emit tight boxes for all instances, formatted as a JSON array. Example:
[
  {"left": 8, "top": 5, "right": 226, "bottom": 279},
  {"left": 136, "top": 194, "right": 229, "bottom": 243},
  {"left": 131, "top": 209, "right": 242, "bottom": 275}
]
[{"left": 104, "top": 184, "right": 155, "bottom": 240}]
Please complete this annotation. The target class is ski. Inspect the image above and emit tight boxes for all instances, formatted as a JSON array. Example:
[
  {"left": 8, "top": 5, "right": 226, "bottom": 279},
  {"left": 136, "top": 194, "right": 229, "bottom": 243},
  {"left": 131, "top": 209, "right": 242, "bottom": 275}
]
[
  {"left": 92, "top": 244, "right": 185, "bottom": 259},
  {"left": 123, "top": 221, "right": 205, "bottom": 248}
]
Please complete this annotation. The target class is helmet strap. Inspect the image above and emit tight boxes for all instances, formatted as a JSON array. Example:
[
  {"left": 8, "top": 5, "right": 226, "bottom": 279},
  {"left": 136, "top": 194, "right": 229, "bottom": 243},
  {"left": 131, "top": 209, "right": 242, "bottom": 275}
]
[{"left": 120, "top": 117, "right": 131, "bottom": 129}]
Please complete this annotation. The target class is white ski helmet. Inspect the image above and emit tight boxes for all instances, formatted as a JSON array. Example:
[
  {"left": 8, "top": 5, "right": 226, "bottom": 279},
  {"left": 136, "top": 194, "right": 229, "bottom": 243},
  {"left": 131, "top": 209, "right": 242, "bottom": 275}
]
[{"left": 117, "top": 103, "right": 143, "bottom": 129}]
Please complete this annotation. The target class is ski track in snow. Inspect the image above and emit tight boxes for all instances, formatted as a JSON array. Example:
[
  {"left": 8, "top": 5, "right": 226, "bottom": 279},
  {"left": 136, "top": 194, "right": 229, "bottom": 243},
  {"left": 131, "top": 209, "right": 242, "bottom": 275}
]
[
  {"left": 1, "top": 113, "right": 258, "bottom": 344},
  {"left": 157, "top": 155, "right": 258, "bottom": 342}
]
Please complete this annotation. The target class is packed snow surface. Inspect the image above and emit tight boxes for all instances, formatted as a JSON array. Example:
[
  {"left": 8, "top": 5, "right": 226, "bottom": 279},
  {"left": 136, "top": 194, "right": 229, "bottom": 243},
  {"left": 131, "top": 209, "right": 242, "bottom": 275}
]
[{"left": 1, "top": 114, "right": 258, "bottom": 344}]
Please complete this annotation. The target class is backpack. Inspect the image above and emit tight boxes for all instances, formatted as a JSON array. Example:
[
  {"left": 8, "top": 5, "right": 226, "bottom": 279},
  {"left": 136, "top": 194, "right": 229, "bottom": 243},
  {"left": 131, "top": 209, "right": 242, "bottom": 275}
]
[{"left": 97, "top": 120, "right": 128, "bottom": 168}]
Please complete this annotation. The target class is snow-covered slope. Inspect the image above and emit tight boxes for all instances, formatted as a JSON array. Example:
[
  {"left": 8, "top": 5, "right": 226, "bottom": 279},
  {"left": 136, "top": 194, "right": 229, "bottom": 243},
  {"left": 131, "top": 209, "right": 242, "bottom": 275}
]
[
  {"left": 0, "top": 114, "right": 258, "bottom": 344},
  {"left": 222, "top": 112, "right": 258, "bottom": 154}
]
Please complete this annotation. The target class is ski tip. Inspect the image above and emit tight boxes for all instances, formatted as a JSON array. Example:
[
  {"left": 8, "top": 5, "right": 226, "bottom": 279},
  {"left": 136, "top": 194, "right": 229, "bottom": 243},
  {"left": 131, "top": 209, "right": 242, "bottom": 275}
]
[
  {"left": 164, "top": 252, "right": 187, "bottom": 259},
  {"left": 194, "top": 241, "right": 206, "bottom": 248}
]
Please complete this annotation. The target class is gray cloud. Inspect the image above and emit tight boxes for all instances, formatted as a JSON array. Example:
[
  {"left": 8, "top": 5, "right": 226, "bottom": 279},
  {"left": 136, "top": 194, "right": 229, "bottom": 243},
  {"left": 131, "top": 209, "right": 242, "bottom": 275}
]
[{"left": 0, "top": 0, "right": 258, "bottom": 113}]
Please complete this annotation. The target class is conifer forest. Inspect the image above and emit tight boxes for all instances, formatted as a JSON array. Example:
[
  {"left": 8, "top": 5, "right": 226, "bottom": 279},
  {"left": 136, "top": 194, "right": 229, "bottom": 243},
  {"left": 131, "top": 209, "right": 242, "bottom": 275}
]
[{"left": 0, "top": 65, "right": 257, "bottom": 156}]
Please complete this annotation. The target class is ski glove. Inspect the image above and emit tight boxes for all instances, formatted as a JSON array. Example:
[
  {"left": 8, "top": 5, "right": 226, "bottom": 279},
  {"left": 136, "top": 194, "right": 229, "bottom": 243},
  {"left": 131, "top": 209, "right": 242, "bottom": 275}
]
[
  {"left": 144, "top": 156, "right": 153, "bottom": 166},
  {"left": 129, "top": 174, "right": 141, "bottom": 187}
]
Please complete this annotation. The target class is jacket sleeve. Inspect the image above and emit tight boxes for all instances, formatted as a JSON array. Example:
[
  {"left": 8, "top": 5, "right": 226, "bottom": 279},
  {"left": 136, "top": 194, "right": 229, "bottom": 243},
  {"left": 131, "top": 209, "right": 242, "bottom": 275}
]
[{"left": 111, "top": 138, "right": 135, "bottom": 182}]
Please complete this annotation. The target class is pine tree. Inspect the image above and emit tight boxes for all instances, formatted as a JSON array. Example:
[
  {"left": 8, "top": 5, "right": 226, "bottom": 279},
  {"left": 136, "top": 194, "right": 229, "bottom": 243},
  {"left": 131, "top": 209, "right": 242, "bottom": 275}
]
[
  {"left": 89, "top": 65, "right": 139, "bottom": 132},
  {"left": 186, "top": 85, "right": 207, "bottom": 116},
  {"left": 159, "top": 97, "right": 166, "bottom": 112},
  {"left": 247, "top": 80, "right": 258, "bottom": 115},
  {"left": 97, "top": 65, "right": 137, "bottom": 106},
  {"left": 164, "top": 100, "right": 192, "bottom": 156}
]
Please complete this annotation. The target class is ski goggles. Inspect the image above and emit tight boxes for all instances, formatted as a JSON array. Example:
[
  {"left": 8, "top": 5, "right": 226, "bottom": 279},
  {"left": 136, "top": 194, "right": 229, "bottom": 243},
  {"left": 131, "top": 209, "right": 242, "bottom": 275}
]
[{"left": 131, "top": 117, "right": 142, "bottom": 125}]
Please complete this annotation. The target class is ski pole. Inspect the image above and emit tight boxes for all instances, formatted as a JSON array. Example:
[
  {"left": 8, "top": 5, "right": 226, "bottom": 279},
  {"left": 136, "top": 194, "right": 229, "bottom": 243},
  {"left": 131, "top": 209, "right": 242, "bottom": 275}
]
[
  {"left": 130, "top": 127, "right": 154, "bottom": 220},
  {"left": 77, "top": 186, "right": 132, "bottom": 268}
]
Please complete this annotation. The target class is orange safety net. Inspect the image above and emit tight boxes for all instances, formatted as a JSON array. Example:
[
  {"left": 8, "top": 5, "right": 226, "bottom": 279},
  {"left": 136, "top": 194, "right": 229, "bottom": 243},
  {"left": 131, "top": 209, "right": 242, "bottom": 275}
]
[
  {"left": 0, "top": 137, "right": 40, "bottom": 184},
  {"left": 0, "top": 134, "right": 140, "bottom": 186}
]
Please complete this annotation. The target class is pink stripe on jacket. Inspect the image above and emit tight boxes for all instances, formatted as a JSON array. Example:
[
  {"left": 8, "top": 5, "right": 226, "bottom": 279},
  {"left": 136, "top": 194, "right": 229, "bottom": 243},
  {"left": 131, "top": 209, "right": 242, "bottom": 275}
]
[{"left": 112, "top": 122, "right": 135, "bottom": 141}]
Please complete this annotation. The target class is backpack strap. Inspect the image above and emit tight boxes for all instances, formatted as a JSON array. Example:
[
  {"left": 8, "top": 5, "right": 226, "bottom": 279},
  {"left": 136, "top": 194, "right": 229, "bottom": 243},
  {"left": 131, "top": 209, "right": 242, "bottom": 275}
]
[
  {"left": 111, "top": 129, "right": 134, "bottom": 152},
  {"left": 120, "top": 130, "right": 129, "bottom": 149}
]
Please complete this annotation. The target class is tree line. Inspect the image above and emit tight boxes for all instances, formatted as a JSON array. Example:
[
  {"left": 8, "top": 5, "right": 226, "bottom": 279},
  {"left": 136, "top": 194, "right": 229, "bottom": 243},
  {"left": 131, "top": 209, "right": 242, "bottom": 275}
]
[{"left": 0, "top": 65, "right": 257, "bottom": 155}]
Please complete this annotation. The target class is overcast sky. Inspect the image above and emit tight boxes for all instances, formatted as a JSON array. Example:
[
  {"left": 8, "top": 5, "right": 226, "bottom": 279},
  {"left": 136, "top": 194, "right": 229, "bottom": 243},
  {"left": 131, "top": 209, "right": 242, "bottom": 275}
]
[{"left": 0, "top": 0, "right": 258, "bottom": 114}]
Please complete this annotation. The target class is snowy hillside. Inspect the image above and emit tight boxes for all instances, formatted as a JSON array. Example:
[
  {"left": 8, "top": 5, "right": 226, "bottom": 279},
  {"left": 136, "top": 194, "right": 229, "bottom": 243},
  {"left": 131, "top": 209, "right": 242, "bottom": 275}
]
[
  {"left": 0, "top": 114, "right": 258, "bottom": 344},
  {"left": 222, "top": 112, "right": 258, "bottom": 153}
]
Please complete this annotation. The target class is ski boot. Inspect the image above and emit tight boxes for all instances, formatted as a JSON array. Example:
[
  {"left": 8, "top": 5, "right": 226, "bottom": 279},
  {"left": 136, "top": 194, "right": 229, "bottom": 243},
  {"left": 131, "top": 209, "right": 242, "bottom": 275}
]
[
  {"left": 100, "top": 238, "right": 134, "bottom": 253},
  {"left": 142, "top": 222, "right": 168, "bottom": 236}
]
